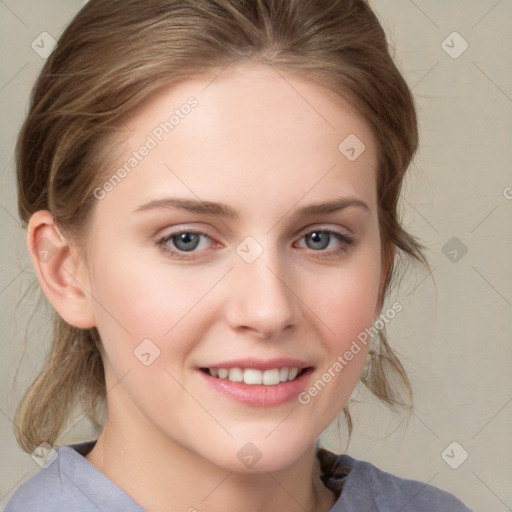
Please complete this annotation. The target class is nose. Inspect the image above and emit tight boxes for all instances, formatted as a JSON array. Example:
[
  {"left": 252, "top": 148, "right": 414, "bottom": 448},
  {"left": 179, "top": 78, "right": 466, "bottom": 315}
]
[{"left": 224, "top": 244, "right": 302, "bottom": 339}]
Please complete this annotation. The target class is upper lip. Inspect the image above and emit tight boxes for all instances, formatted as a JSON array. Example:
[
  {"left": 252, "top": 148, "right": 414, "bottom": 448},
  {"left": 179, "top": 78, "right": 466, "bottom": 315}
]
[{"left": 199, "top": 358, "right": 313, "bottom": 370}]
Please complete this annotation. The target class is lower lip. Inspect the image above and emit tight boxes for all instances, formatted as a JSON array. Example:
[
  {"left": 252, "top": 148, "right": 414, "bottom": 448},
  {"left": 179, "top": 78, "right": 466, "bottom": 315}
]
[{"left": 198, "top": 369, "right": 313, "bottom": 407}]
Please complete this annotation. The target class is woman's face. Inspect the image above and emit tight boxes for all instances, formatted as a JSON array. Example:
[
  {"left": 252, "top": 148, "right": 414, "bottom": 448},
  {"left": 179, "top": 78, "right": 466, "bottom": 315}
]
[{"left": 81, "top": 61, "right": 383, "bottom": 471}]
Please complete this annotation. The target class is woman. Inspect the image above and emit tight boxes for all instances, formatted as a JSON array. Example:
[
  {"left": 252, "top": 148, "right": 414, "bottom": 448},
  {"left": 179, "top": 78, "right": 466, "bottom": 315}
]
[{"left": 6, "top": 1, "right": 472, "bottom": 510}]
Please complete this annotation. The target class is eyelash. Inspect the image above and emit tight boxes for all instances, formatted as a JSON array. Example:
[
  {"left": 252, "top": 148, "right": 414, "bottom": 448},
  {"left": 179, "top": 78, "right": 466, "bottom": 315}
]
[{"left": 156, "top": 227, "right": 355, "bottom": 261}]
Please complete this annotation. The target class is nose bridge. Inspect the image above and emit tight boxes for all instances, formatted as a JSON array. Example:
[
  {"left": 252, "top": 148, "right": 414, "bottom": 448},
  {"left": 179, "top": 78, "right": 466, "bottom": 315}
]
[{"left": 225, "top": 236, "right": 301, "bottom": 337}]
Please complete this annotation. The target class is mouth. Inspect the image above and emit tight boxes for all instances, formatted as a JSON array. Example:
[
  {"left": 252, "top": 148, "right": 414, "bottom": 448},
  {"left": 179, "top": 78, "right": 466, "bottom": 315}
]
[
  {"left": 198, "top": 358, "right": 314, "bottom": 406},
  {"left": 200, "top": 366, "right": 310, "bottom": 386}
]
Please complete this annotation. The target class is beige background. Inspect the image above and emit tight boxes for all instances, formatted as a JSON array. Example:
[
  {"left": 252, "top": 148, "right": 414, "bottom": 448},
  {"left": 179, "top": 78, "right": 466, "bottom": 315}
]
[{"left": 1, "top": 1, "right": 511, "bottom": 510}]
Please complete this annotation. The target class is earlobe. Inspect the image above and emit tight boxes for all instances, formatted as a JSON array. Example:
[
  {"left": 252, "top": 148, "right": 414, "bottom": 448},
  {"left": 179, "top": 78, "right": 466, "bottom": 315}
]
[{"left": 27, "top": 210, "right": 96, "bottom": 329}]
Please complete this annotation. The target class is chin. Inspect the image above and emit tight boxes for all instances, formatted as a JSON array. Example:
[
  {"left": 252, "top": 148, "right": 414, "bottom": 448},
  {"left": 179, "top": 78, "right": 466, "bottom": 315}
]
[{"left": 197, "top": 432, "right": 315, "bottom": 474}]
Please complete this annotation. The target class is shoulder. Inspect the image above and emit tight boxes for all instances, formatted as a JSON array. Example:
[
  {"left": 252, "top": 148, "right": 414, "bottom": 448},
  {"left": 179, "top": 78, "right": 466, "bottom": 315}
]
[
  {"left": 4, "top": 445, "right": 77, "bottom": 512},
  {"left": 319, "top": 450, "right": 473, "bottom": 512},
  {"left": 4, "top": 441, "right": 143, "bottom": 512}
]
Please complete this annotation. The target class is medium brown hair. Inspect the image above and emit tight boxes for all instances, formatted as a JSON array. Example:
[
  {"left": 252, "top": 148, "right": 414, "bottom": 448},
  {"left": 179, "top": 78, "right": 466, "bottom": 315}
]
[{"left": 15, "top": 0, "right": 427, "bottom": 453}]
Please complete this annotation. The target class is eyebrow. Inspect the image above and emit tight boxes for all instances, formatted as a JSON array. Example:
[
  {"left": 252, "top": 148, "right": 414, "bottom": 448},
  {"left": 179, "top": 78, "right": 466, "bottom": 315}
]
[{"left": 134, "top": 196, "right": 370, "bottom": 218}]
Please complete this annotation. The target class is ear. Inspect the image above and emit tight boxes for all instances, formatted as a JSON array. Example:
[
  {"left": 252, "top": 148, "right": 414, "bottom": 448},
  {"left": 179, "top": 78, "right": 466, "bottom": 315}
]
[{"left": 27, "top": 210, "right": 96, "bottom": 329}]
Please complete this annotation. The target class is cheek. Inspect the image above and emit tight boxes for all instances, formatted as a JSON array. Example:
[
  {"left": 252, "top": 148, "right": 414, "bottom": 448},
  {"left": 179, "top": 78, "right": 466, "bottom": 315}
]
[
  {"left": 86, "top": 239, "right": 226, "bottom": 373},
  {"left": 296, "top": 303, "right": 376, "bottom": 426},
  {"left": 312, "top": 269, "right": 378, "bottom": 380},
  {"left": 86, "top": 246, "right": 173, "bottom": 360},
  {"left": 299, "top": 242, "right": 382, "bottom": 407},
  {"left": 309, "top": 243, "right": 382, "bottom": 341}
]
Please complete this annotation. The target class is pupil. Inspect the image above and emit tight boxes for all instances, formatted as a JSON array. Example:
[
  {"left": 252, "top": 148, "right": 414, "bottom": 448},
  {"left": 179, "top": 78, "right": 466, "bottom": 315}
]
[
  {"left": 308, "top": 231, "right": 328, "bottom": 250},
  {"left": 175, "top": 233, "right": 199, "bottom": 251}
]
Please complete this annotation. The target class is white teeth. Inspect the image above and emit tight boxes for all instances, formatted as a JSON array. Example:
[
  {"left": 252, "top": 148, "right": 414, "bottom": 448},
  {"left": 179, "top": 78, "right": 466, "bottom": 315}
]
[
  {"left": 243, "top": 369, "right": 262, "bottom": 385},
  {"left": 207, "top": 367, "right": 303, "bottom": 385},
  {"left": 288, "top": 367, "right": 298, "bottom": 380},
  {"left": 228, "top": 367, "right": 243, "bottom": 382},
  {"left": 262, "top": 368, "right": 280, "bottom": 386}
]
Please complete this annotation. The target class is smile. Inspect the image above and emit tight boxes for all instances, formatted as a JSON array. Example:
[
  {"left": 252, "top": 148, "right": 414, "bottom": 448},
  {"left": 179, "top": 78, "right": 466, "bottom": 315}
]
[
  {"left": 199, "top": 361, "right": 314, "bottom": 407},
  {"left": 202, "top": 367, "right": 307, "bottom": 386}
]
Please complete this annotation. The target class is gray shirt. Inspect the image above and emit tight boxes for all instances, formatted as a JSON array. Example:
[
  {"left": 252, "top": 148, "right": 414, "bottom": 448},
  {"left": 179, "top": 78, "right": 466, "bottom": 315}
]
[{"left": 4, "top": 441, "right": 472, "bottom": 511}]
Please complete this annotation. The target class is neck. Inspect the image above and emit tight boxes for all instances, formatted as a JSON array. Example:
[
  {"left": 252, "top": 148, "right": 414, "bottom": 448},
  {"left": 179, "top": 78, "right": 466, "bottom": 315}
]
[{"left": 86, "top": 413, "right": 336, "bottom": 512}]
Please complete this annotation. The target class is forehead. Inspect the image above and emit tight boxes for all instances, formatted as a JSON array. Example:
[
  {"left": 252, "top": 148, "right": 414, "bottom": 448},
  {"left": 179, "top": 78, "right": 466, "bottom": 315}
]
[{"left": 103, "top": 60, "right": 378, "bottom": 216}]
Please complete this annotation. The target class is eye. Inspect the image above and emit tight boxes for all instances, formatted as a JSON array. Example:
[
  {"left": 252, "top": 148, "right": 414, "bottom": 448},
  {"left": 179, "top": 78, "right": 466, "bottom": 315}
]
[
  {"left": 157, "top": 230, "right": 214, "bottom": 260},
  {"left": 295, "top": 228, "right": 355, "bottom": 257},
  {"left": 156, "top": 227, "right": 355, "bottom": 261}
]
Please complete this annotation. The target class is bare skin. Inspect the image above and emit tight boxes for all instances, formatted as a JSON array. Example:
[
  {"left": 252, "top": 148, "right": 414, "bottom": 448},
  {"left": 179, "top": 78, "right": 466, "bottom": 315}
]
[{"left": 29, "top": 59, "right": 386, "bottom": 512}]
